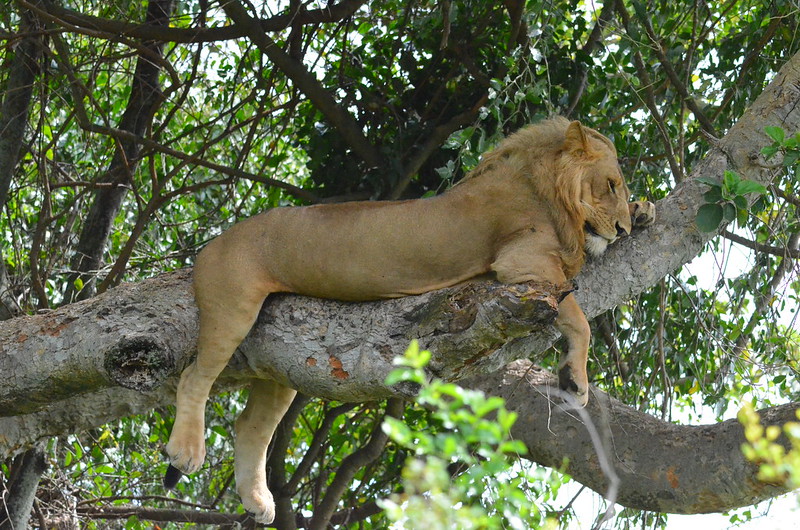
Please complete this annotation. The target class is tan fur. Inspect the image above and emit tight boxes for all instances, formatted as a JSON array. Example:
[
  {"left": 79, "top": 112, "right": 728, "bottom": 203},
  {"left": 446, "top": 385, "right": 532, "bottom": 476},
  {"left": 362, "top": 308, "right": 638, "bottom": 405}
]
[{"left": 165, "top": 118, "right": 655, "bottom": 523}]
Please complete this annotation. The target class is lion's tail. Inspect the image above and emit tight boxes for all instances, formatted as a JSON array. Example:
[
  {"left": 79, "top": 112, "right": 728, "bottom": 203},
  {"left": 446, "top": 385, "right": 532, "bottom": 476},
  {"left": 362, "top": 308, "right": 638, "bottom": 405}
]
[{"left": 163, "top": 464, "right": 183, "bottom": 489}]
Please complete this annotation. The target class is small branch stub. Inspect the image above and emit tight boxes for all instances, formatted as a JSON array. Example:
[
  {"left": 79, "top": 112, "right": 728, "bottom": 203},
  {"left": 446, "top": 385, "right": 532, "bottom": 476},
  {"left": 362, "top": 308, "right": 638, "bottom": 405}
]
[{"left": 104, "top": 336, "right": 174, "bottom": 391}]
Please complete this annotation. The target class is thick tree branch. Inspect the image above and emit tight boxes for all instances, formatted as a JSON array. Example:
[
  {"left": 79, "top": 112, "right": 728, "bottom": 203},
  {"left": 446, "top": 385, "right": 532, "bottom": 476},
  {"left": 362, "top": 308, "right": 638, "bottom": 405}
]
[
  {"left": 0, "top": 5, "right": 44, "bottom": 211},
  {"left": 466, "top": 361, "right": 799, "bottom": 514},
  {"left": 0, "top": 272, "right": 560, "bottom": 418}
]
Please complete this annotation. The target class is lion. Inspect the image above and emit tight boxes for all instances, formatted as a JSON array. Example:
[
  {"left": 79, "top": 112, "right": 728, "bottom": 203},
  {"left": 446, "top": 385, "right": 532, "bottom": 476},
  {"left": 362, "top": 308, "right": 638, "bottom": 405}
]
[{"left": 164, "top": 117, "right": 655, "bottom": 523}]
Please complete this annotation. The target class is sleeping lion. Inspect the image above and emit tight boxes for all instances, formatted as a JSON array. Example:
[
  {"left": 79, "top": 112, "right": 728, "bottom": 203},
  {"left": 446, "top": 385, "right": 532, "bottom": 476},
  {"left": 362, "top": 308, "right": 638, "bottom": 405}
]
[{"left": 165, "top": 117, "right": 655, "bottom": 523}]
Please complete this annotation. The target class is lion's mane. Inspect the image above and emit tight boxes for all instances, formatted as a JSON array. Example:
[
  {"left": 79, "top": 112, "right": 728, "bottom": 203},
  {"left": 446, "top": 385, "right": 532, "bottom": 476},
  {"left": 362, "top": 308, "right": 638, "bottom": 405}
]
[{"left": 460, "top": 117, "right": 616, "bottom": 278}]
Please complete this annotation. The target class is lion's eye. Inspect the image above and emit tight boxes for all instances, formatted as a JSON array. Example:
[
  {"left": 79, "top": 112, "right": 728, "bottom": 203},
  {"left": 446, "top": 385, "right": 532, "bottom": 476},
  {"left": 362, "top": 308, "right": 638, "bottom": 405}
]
[{"left": 608, "top": 180, "right": 617, "bottom": 194}]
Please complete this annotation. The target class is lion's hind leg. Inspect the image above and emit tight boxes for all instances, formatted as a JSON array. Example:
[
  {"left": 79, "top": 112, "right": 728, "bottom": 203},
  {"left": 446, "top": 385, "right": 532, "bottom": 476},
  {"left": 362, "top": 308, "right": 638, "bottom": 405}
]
[
  {"left": 234, "top": 379, "right": 297, "bottom": 524},
  {"left": 166, "top": 243, "right": 276, "bottom": 480}
]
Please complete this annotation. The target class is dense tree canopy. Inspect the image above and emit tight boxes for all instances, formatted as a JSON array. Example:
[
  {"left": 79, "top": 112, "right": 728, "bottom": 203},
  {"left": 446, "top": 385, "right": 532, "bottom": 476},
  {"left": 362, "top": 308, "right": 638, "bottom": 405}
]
[{"left": 1, "top": 0, "right": 799, "bottom": 528}]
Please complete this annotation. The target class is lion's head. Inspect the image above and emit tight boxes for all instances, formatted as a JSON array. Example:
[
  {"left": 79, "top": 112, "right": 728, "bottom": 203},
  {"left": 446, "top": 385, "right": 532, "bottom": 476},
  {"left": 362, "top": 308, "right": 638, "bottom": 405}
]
[
  {"left": 463, "top": 117, "right": 633, "bottom": 278},
  {"left": 559, "top": 120, "right": 632, "bottom": 257}
]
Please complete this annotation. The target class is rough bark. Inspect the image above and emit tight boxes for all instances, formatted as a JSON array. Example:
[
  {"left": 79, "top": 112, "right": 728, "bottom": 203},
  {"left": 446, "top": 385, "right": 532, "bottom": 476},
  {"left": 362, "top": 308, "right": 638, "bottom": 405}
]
[
  {"left": 1, "top": 50, "right": 799, "bottom": 515},
  {"left": 467, "top": 362, "right": 799, "bottom": 514},
  {"left": 63, "top": 0, "right": 175, "bottom": 302},
  {"left": 0, "top": 272, "right": 796, "bottom": 514},
  {"left": 0, "top": 270, "right": 561, "bottom": 418}
]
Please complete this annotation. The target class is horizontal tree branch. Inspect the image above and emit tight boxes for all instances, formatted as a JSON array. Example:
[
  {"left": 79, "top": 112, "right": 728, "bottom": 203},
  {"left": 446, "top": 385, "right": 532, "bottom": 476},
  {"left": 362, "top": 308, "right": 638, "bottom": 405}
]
[
  {"left": 467, "top": 361, "right": 798, "bottom": 514},
  {"left": 76, "top": 504, "right": 249, "bottom": 525},
  {"left": 23, "top": 0, "right": 367, "bottom": 44},
  {"left": 722, "top": 229, "right": 800, "bottom": 259}
]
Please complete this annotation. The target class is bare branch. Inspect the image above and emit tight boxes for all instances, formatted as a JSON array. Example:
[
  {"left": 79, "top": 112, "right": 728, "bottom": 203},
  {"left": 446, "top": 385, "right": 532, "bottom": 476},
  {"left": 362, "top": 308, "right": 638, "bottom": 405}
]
[
  {"left": 27, "top": 0, "right": 368, "bottom": 44},
  {"left": 614, "top": 0, "right": 684, "bottom": 182},
  {"left": 722, "top": 229, "right": 800, "bottom": 259},
  {"left": 566, "top": 0, "right": 615, "bottom": 117},
  {"left": 76, "top": 504, "right": 251, "bottom": 525},
  {"left": 629, "top": 2, "right": 718, "bottom": 136},
  {"left": 307, "top": 399, "right": 404, "bottom": 530}
]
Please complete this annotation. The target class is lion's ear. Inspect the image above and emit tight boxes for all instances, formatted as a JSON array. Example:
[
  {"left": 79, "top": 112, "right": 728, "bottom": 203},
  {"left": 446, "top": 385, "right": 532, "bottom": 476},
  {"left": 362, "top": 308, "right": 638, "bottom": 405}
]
[{"left": 564, "top": 121, "right": 594, "bottom": 158}]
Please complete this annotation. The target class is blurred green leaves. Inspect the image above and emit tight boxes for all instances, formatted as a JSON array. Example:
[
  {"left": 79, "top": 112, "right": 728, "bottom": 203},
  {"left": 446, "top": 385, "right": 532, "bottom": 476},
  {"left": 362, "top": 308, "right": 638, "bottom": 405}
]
[{"left": 380, "top": 341, "right": 564, "bottom": 529}]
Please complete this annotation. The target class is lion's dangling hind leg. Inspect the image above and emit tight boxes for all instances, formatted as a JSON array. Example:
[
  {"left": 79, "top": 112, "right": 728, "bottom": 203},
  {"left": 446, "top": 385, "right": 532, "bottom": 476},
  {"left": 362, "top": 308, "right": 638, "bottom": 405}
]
[
  {"left": 165, "top": 237, "right": 277, "bottom": 485},
  {"left": 234, "top": 379, "right": 296, "bottom": 523}
]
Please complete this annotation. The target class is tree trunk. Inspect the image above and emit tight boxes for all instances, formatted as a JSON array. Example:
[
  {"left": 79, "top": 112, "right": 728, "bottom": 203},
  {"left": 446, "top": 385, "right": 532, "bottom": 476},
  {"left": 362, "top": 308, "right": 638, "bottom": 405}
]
[
  {"left": 64, "top": 0, "right": 175, "bottom": 302},
  {"left": 0, "top": 5, "right": 44, "bottom": 211},
  {"left": 1, "top": 50, "right": 799, "bottom": 516},
  {"left": 0, "top": 445, "right": 47, "bottom": 530},
  {"left": 0, "top": 5, "right": 44, "bottom": 321}
]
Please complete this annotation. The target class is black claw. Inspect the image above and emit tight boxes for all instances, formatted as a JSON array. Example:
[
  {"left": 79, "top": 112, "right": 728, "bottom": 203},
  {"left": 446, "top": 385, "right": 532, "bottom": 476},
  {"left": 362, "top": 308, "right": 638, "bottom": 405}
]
[
  {"left": 558, "top": 365, "right": 579, "bottom": 393},
  {"left": 163, "top": 464, "right": 183, "bottom": 490},
  {"left": 557, "top": 280, "right": 578, "bottom": 303}
]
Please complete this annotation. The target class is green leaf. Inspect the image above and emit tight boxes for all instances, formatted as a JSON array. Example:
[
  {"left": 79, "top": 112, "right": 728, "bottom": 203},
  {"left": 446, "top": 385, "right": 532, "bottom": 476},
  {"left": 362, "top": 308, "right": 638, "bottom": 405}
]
[
  {"left": 723, "top": 202, "right": 736, "bottom": 222},
  {"left": 211, "top": 425, "right": 228, "bottom": 437},
  {"left": 723, "top": 170, "right": 739, "bottom": 192},
  {"left": 784, "top": 150, "right": 799, "bottom": 167},
  {"left": 696, "top": 203, "right": 723, "bottom": 232},
  {"left": 733, "top": 195, "right": 748, "bottom": 210},
  {"left": 734, "top": 179, "right": 767, "bottom": 196},
  {"left": 761, "top": 145, "right": 779, "bottom": 159},
  {"left": 764, "top": 126, "right": 785, "bottom": 144},
  {"left": 704, "top": 187, "right": 722, "bottom": 203}
]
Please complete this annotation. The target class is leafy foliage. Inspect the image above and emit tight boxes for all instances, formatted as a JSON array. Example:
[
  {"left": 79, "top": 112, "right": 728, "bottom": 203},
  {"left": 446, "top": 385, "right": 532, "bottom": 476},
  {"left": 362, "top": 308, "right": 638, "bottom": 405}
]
[
  {"left": 739, "top": 404, "right": 800, "bottom": 490},
  {"left": 696, "top": 170, "right": 767, "bottom": 232},
  {"left": 381, "top": 342, "right": 565, "bottom": 529}
]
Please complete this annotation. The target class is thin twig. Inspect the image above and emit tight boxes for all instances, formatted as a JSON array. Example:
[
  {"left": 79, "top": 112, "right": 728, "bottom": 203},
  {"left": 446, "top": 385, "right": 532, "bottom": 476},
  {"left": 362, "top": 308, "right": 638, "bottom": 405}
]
[
  {"left": 630, "top": 2, "right": 717, "bottom": 136},
  {"left": 722, "top": 229, "right": 800, "bottom": 259}
]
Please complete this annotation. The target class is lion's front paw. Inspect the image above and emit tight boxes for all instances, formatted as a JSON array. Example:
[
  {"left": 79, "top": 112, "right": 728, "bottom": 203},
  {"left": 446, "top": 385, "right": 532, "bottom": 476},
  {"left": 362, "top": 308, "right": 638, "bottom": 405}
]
[
  {"left": 239, "top": 484, "right": 276, "bottom": 524},
  {"left": 557, "top": 362, "right": 589, "bottom": 407},
  {"left": 165, "top": 427, "right": 206, "bottom": 476},
  {"left": 629, "top": 200, "right": 656, "bottom": 228}
]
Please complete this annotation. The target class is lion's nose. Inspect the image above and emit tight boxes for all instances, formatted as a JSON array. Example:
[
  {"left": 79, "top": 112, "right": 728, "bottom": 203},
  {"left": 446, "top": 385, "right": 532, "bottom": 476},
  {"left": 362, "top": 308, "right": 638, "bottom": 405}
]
[{"left": 616, "top": 222, "right": 629, "bottom": 237}]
